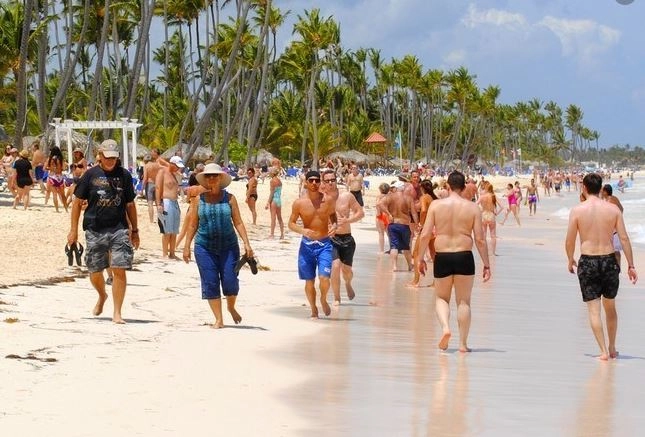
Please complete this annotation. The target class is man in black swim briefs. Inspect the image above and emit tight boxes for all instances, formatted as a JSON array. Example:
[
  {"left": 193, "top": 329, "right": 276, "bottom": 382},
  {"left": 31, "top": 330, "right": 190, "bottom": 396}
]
[
  {"left": 415, "top": 171, "right": 490, "bottom": 353},
  {"left": 566, "top": 173, "right": 638, "bottom": 360}
]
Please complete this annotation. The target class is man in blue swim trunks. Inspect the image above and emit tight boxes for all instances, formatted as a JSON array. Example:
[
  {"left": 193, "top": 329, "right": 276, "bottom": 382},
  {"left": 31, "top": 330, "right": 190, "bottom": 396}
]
[
  {"left": 288, "top": 170, "right": 338, "bottom": 318},
  {"left": 378, "top": 180, "right": 418, "bottom": 271}
]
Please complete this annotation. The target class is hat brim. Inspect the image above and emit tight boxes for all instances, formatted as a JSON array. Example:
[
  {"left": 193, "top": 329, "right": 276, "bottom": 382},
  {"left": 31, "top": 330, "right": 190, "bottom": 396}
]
[
  {"left": 171, "top": 162, "right": 185, "bottom": 169},
  {"left": 101, "top": 151, "right": 119, "bottom": 158},
  {"left": 196, "top": 171, "right": 232, "bottom": 189}
]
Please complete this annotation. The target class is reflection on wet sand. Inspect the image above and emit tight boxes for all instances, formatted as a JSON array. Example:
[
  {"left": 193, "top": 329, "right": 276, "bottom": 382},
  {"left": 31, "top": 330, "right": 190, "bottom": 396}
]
[
  {"left": 275, "top": 225, "right": 645, "bottom": 436},
  {"left": 572, "top": 363, "right": 615, "bottom": 437},
  {"left": 427, "top": 353, "right": 469, "bottom": 436}
]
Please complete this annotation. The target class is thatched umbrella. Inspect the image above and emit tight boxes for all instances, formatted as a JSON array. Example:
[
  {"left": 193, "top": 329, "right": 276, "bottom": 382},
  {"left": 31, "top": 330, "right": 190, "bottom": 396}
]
[
  {"left": 162, "top": 143, "right": 214, "bottom": 162},
  {"left": 22, "top": 136, "right": 40, "bottom": 150},
  {"left": 40, "top": 127, "right": 91, "bottom": 155},
  {"left": 328, "top": 150, "right": 368, "bottom": 164},
  {"left": 254, "top": 148, "right": 274, "bottom": 165}
]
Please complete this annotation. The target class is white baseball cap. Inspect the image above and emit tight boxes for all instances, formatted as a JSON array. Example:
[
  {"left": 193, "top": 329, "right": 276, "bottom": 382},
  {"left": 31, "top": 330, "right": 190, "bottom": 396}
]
[{"left": 169, "top": 156, "right": 185, "bottom": 168}]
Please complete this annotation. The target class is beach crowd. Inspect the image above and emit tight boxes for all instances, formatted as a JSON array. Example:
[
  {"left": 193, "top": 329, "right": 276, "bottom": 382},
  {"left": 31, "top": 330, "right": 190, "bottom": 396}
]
[{"left": 1, "top": 141, "right": 638, "bottom": 359}]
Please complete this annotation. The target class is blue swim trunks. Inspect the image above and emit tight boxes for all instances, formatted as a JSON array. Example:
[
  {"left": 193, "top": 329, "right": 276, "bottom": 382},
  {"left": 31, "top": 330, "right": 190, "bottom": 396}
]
[
  {"left": 298, "top": 237, "right": 333, "bottom": 280},
  {"left": 387, "top": 223, "right": 411, "bottom": 251},
  {"left": 34, "top": 165, "right": 45, "bottom": 181},
  {"left": 158, "top": 198, "right": 180, "bottom": 234}
]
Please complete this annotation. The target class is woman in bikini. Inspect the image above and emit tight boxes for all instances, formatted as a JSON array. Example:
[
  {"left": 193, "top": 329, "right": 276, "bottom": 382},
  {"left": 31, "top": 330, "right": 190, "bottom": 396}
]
[
  {"left": 499, "top": 183, "right": 520, "bottom": 226},
  {"left": 45, "top": 146, "right": 68, "bottom": 212},
  {"left": 477, "top": 181, "right": 502, "bottom": 256},
  {"left": 408, "top": 179, "right": 438, "bottom": 287},
  {"left": 245, "top": 168, "right": 258, "bottom": 225},
  {"left": 265, "top": 167, "right": 284, "bottom": 239},
  {"left": 66, "top": 148, "right": 88, "bottom": 207}
]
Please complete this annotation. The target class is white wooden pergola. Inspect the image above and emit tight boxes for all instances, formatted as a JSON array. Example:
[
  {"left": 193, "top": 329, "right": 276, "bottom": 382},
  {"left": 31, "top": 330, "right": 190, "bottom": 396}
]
[{"left": 50, "top": 117, "right": 143, "bottom": 171}]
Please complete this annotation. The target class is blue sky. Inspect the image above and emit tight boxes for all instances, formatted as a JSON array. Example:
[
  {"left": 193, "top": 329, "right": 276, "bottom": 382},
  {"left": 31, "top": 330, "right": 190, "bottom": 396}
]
[{"left": 278, "top": 0, "right": 645, "bottom": 147}]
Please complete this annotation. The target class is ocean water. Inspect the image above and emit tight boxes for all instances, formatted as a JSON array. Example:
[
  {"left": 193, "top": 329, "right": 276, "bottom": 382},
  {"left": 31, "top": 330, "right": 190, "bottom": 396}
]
[{"left": 551, "top": 177, "right": 645, "bottom": 246}]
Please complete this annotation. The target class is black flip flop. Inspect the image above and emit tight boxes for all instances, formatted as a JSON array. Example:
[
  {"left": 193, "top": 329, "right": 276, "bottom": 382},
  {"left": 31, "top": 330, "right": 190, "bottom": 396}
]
[
  {"left": 64, "top": 244, "right": 74, "bottom": 266},
  {"left": 74, "top": 243, "right": 84, "bottom": 266},
  {"left": 247, "top": 257, "right": 258, "bottom": 275},
  {"left": 235, "top": 254, "right": 249, "bottom": 274}
]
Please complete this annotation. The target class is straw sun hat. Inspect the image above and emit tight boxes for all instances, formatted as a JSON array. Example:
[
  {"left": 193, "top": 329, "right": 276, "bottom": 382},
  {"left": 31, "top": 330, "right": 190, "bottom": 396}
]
[{"left": 196, "top": 163, "right": 232, "bottom": 189}]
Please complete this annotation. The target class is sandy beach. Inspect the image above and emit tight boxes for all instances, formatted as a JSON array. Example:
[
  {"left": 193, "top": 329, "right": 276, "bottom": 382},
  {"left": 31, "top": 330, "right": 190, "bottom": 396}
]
[{"left": 2, "top": 173, "right": 645, "bottom": 436}]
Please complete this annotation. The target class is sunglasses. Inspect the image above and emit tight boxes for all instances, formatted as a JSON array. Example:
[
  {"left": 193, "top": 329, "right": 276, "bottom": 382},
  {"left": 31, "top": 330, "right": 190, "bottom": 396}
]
[
  {"left": 307, "top": 178, "right": 321, "bottom": 183},
  {"left": 205, "top": 174, "right": 221, "bottom": 178},
  {"left": 323, "top": 179, "right": 336, "bottom": 184}
]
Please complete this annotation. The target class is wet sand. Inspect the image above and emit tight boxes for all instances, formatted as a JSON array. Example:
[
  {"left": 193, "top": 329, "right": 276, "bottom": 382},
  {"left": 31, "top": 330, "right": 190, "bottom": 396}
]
[
  {"left": 274, "top": 193, "right": 645, "bottom": 437},
  {"left": 2, "top": 178, "right": 645, "bottom": 436}
]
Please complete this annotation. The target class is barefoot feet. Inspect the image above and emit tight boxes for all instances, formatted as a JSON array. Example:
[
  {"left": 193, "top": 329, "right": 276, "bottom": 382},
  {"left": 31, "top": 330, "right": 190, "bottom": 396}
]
[
  {"left": 211, "top": 320, "right": 225, "bottom": 329},
  {"left": 438, "top": 332, "right": 451, "bottom": 350},
  {"left": 93, "top": 292, "right": 108, "bottom": 316},
  {"left": 346, "top": 284, "right": 355, "bottom": 301},
  {"left": 228, "top": 308, "right": 242, "bottom": 324},
  {"left": 321, "top": 299, "right": 331, "bottom": 316}
]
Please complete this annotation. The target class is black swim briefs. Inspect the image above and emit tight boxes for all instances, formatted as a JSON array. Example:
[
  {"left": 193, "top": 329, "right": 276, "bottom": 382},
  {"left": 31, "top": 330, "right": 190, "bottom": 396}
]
[
  {"left": 331, "top": 233, "right": 356, "bottom": 266},
  {"left": 577, "top": 254, "right": 620, "bottom": 302},
  {"left": 433, "top": 251, "right": 475, "bottom": 278}
]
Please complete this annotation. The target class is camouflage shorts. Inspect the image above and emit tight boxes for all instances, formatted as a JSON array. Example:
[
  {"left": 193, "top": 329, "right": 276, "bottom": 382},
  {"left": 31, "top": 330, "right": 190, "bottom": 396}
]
[
  {"left": 84, "top": 228, "right": 134, "bottom": 273},
  {"left": 577, "top": 254, "right": 619, "bottom": 302}
]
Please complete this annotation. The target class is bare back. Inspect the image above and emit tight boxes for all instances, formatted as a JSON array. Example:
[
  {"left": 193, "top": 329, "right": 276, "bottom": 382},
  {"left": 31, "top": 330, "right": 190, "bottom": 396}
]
[
  {"left": 477, "top": 192, "right": 497, "bottom": 213},
  {"left": 430, "top": 195, "right": 480, "bottom": 252},
  {"left": 144, "top": 161, "right": 161, "bottom": 183},
  {"left": 381, "top": 191, "right": 413, "bottom": 224},
  {"left": 569, "top": 197, "right": 621, "bottom": 255}
]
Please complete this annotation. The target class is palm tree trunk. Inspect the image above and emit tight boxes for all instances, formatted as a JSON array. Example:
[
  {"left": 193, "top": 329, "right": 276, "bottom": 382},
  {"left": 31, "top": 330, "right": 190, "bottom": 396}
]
[
  {"left": 88, "top": 0, "right": 111, "bottom": 121},
  {"left": 14, "top": 0, "right": 35, "bottom": 147}
]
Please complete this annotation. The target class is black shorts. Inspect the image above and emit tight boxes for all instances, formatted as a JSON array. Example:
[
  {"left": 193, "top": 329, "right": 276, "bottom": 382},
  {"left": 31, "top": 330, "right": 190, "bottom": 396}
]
[
  {"left": 350, "top": 190, "right": 364, "bottom": 207},
  {"left": 434, "top": 251, "right": 475, "bottom": 278},
  {"left": 331, "top": 233, "right": 356, "bottom": 266},
  {"left": 577, "top": 254, "right": 619, "bottom": 302}
]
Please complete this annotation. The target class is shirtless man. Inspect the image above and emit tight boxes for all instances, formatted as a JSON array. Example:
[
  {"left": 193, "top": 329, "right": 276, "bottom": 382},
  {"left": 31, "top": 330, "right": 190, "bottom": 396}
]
[
  {"left": 416, "top": 171, "right": 491, "bottom": 352},
  {"left": 142, "top": 148, "right": 161, "bottom": 223},
  {"left": 378, "top": 180, "right": 418, "bottom": 271},
  {"left": 601, "top": 184, "right": 625, "bottom": 267},
  {"left": 346, "top": 164, "right": 364, "bottom": 207},
  {"left": 324, "top": 171, "right": 364, "bottom": 306},
  {"left": 156, "top": 156, "right": 183, "bottom": 259},
  {"left": 288, "top": 170, "right": 338, "bottom": 318},
  {"left": 565, "top": 173, "right": 637, "bottom": 360},
  {"left": 525, "top": 179, "right": 539, "bottom": 216},
  {"left": 461, "top": 176, "right": 478, "bottom": 202},
  {"left": 31, "top": 142, "right": 46, "bottom": 192}
]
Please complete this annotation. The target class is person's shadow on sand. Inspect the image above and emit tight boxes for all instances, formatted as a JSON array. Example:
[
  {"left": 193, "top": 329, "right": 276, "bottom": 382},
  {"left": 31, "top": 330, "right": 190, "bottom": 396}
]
[{"left": 86, "top": 317, "right": 160, "bottom": 324}]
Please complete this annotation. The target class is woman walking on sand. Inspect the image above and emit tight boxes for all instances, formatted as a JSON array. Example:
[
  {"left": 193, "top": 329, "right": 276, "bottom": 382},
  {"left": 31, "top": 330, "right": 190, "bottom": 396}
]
[
  {"left": 45, "top": 146, "right": 68, "bottom": 212},
  {"left": 245, "top": 168, "right": 258, "bottom": 225},
  {"left": 375, "top": 182, "right": 391, "bottom": 253},
  {"left": 13, "top": 150, "right": 34, "bottom": 209},
  {"left": 265, "top": 167, "right": 284, "bottom": 239},
  {"left": 182, "top": 163, "right": 254, "bottom": 329},
  {"left": 407, "top": 179, "right": 438, "bottom": 287},
  {"left": 499, "top": 183, "right": 520, "bottom": 226},
  {"left": 477, "top": 181, "right": 502, "bottom": 255}
]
